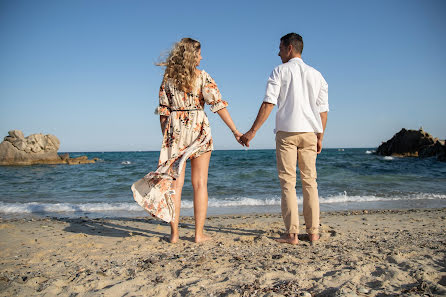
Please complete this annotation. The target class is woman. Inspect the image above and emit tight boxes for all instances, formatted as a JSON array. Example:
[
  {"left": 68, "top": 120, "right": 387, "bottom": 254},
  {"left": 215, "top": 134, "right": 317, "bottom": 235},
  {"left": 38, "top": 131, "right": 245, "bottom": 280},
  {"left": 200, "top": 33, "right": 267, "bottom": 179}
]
[{"left": 132, "top": 38, "right": 241, "bottom": 243}]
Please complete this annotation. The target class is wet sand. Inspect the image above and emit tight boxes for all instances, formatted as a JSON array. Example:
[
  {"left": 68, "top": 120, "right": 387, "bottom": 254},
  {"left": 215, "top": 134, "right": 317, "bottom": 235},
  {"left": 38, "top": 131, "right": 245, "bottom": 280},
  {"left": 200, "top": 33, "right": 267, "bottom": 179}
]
[{"left": 1, "top": 208, "right": 445, "bottom": 296}]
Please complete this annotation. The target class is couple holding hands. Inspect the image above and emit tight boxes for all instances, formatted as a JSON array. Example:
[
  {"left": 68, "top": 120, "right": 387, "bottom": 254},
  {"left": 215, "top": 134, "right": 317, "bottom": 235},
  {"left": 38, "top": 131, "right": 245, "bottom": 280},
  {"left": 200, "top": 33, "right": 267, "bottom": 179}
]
[{"left": 131, "top": 33, "right": 329, "bottom": 245}]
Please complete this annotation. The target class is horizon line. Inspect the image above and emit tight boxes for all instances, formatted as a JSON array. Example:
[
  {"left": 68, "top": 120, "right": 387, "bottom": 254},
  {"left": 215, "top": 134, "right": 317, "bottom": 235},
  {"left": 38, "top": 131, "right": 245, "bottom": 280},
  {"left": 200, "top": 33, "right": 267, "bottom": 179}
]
[{"left": 59, "top": 147, "right": 378, "bottom": 153}]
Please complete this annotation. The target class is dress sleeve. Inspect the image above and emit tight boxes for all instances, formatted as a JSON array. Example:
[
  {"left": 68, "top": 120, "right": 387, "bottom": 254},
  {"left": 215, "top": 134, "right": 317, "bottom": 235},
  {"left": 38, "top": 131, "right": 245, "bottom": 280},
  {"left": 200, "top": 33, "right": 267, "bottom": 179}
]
[
  {"left": 202, "top": 71, "right": 228, "bottom": 113},
  {"left": 155, "top": 82, "right": 171, "bottom": 116}
]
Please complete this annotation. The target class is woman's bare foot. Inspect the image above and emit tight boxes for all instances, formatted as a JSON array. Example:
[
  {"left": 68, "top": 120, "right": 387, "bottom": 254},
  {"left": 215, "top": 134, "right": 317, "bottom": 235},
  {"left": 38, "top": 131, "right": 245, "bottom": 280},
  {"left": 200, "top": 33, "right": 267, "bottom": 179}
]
[
  {"left": 195, "top": 233, "right": 212, "bottom": 243},
  {"left": 170, "top": 233, "right": 179, "bottom": 243},
  {"left": 275, "top": 233, "right": 299, "bottom": 245}
]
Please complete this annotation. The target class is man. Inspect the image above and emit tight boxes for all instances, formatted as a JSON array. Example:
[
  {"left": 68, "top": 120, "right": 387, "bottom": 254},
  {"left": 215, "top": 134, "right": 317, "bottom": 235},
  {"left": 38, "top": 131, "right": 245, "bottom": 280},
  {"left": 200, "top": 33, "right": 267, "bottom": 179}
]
[{"left": 240, "top": 33, "right": 328, "bottom": 245}]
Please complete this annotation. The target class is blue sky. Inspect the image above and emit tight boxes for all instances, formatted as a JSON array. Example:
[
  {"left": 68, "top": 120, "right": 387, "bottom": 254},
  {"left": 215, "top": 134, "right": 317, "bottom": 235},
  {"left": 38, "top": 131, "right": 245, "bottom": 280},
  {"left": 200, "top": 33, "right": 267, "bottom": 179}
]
[{"left": 1, "top": 0, "right": 445, "bottom": 152}]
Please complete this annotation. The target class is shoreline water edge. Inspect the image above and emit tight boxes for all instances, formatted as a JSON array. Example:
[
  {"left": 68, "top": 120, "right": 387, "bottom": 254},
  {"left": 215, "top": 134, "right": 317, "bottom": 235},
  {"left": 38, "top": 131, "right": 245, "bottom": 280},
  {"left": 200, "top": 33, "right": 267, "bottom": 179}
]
[{"left": 1, "top": 149, "right": 445, "bottom": 219}]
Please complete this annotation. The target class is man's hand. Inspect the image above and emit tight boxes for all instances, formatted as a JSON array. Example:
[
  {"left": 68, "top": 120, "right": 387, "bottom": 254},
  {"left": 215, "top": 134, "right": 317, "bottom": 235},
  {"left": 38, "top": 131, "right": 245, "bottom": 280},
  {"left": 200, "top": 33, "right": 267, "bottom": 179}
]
[
  {"left": 317, "top": 138, "right": 323, "bottom": 154},
  {"left": 317, "top": 112, "right": 327, "bottom": 154},
  {"left": 240, "top": 130, "right": 256, "bottom": 147}
]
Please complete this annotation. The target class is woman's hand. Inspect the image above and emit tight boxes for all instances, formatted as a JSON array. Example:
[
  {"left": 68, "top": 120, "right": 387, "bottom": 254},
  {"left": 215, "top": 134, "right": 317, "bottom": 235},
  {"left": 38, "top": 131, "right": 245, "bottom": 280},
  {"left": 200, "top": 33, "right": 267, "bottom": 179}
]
[
  {"left": 215, "top": 108, "right": 245, "bottom": 146},
  {"left": 233, "top": 130, "right": 244, "bottom": 146}
]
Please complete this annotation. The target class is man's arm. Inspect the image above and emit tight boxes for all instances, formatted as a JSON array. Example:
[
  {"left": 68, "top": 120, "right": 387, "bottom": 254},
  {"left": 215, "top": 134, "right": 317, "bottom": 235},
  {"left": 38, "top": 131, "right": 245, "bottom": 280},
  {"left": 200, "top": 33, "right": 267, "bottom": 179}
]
[
  {"left": 240, "top": 102, "right": 275, "bottom": 147},
  {"left": 317, "top": 111, "right": 328, "bottom": 154}
]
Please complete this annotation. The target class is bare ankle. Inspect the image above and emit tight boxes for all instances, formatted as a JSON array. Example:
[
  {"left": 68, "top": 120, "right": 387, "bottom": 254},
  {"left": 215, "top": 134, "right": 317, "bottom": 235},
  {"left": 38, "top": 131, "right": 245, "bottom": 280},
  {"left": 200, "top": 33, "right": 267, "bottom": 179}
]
[
  {"left": 275, "top": 233, "right": 299, "bottom": 245},
  {"left": 195, "top": 233, "right": 212, "bottom": 243},
  {"left": 170, "top": 232, "right": 179, "bottom": 243}
]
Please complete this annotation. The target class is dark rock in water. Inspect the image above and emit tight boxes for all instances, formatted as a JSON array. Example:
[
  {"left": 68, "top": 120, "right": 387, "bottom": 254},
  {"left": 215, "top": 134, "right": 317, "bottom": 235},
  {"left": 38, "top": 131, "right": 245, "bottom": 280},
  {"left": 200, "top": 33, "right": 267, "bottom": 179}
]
[
  {"left": 419, "top": 140, "right": 445, "bottom": 159},
  {"left": 0, "top": 130, "right": 97, "bottom": 166},
  {"left": 377, "top": 128, "right": 445, "bottom": 161},
  {"left": 437, "top": 143, "right": 446, "bottom": 162},
  {"left": 377, "top": 128, "right": 434, "bottom": 157}
]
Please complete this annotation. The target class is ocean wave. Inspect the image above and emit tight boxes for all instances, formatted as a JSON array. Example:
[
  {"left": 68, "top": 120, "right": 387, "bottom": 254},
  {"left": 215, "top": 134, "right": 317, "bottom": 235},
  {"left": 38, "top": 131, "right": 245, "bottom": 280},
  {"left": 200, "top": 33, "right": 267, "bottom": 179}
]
[
  {"left": 0, "top": 202, "right": 142, "bottom": 214},
  {"left": 1, "top": 193, "right": 445, "bottom": 214},
  {"left": 365, "top": 150, "right": 375, "bottom": 154},
  {"left": 181, "top": 197, "right": 281, "bottom": 209},
  {"left": 121, "top": 161, "right": 131, "bottom": 165},
  {"left": 320, "top": 192, "right": 446, "bottom": 204},
  {"left": 383, "top": 156, "right": 394, "bottom": 160}
]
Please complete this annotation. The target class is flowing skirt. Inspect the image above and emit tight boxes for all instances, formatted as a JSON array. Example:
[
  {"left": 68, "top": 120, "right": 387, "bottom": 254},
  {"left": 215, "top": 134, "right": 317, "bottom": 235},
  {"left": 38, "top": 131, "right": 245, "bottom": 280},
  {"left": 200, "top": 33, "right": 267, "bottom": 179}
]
[{"left": 131, "top": 111, "right": 212, "bottom": 222}]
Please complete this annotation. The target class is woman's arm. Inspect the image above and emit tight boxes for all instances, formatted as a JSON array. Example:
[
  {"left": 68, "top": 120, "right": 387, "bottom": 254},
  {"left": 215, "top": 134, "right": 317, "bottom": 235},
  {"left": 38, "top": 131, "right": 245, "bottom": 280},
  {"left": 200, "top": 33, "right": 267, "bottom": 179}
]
[
  {"left": 216, "top": 108, "right": 242, "bottom": 142},
  {"left": 160, "top": 115, "right": 168, "bottom": 135}
]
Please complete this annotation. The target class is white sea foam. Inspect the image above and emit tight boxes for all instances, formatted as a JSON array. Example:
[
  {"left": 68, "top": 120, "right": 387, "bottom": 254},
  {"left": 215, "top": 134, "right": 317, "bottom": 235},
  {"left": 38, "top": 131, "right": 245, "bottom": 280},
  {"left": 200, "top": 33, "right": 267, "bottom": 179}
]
[
  {"left": 383, "top": 156, "right": 394, "bottom": 160},
  {"left": 1, "top": 193, "right": 445, "bottom": 215},
  {"left": 320, "top": 192, "right": 446, "bottom": 203},
  {"left": 365, "top": 150, "right": 375, "bottom": 154},
  {"left": 0, "top": 202, "right": 142, "bottom": 214},
  {"left": 121, "top": 161, "right": 131, "bottom": 165},
  {"left": 181, "top": 197, "right": 281, "bottom": 209}
]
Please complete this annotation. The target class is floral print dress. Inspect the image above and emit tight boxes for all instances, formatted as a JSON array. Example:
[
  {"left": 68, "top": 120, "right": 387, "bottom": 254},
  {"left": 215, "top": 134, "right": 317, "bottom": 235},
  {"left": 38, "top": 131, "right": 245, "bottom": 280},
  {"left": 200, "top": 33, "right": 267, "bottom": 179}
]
[{"left": 131, "top": 70, "right": 228, "bottom": 222}]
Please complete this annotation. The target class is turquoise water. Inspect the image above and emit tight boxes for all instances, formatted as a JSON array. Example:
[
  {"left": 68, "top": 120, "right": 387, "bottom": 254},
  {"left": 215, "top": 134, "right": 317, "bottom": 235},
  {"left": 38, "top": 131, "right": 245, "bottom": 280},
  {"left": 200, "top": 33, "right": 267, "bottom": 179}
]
[{"left": 0, "top": 149, "right": 445, "bottom": 218}]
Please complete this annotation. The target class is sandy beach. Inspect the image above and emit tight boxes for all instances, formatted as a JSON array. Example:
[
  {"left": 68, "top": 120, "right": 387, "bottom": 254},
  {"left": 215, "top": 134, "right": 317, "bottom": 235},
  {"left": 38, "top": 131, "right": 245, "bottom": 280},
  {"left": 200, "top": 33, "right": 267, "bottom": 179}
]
[{"left": 1, "top": 208, "right": 445, "bottom": 296}]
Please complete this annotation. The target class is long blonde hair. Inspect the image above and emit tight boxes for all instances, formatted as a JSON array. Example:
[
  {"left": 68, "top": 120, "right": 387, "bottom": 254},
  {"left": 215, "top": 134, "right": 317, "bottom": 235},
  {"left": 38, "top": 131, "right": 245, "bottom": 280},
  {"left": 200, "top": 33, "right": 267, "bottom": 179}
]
[{"left": 158, "top": 38, "right": 201, "bottom": 92}]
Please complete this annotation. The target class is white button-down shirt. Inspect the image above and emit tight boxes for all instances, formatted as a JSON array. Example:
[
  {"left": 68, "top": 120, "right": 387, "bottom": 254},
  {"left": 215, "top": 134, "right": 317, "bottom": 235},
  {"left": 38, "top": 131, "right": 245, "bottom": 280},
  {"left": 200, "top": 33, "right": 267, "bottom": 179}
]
[{"left": 263, "top": 57, "right": 329, "bottom": 133}]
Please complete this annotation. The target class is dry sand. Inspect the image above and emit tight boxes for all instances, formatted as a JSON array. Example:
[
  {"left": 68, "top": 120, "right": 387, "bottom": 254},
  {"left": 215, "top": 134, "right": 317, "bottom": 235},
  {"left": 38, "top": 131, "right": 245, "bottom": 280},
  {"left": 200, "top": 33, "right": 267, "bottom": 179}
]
[{"left": 1, "top": 208, "right": 445, "bottom": 297}]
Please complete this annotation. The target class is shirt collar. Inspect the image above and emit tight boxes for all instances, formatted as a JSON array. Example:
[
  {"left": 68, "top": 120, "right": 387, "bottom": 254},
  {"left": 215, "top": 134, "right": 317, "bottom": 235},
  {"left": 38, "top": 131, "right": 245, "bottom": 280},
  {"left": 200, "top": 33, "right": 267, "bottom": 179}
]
[{"left": 289, "top": 57, "right": 303, "bottom": 62}]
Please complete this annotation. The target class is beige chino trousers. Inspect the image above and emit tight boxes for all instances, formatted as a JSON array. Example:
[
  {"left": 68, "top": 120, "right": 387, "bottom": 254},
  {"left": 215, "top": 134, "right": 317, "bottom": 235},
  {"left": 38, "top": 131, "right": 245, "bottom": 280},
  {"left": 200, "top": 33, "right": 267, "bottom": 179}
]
[{"left": 275, "top": 131, "right": 320, "bottom": 235}]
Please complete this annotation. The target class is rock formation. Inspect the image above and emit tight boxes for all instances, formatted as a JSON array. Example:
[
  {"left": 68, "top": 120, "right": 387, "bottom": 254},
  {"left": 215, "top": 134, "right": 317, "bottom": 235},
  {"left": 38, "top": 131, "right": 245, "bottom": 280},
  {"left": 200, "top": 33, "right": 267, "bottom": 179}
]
[
  {"left": 0, "top": 130, "right": 98, "bottom": 165},
  {"left": 377, "top": 128, "right": 446, "bottom": 161}
]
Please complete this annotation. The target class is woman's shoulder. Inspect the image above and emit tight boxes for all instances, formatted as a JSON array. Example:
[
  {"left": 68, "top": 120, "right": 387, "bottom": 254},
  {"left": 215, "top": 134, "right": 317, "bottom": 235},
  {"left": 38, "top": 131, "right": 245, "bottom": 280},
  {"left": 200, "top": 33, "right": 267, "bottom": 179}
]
[
  {"left": 195, "top": 69, "right": 209, "bottom": 87},
  {"left": 198, "top": 69, "right": 215, "bottom": 78},
  {"left": 196, "top": 69, "right": 206, "bottom": 77},
  {"left": 198, "top": 69, "right": 216, "bottom": 84}
]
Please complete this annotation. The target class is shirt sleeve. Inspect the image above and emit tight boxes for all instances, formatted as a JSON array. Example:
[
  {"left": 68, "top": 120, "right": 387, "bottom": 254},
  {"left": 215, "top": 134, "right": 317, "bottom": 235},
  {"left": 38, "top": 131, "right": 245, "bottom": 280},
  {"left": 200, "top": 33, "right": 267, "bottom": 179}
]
[
  {"left": 316, "top": 75, "right": 329, "bottom": 113},
  {"left": 263, "top": 67, "right": 281, "bottom": 105},
  {"left": 155, "top": 81, "right": 171, "bottom": 116},
  {"left": 202, "top": 71, "right": 228, "bottom": 113}
]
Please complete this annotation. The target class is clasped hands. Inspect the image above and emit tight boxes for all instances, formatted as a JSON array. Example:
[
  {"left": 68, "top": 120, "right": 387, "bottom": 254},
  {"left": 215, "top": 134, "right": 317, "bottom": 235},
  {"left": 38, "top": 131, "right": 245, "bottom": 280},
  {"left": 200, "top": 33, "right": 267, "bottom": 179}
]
[
  {"left": 234, "top": 130, "right": 324, "bottom": 153},
  {"left": 233, "top": 129, "right": 256, "bottom": 147}
]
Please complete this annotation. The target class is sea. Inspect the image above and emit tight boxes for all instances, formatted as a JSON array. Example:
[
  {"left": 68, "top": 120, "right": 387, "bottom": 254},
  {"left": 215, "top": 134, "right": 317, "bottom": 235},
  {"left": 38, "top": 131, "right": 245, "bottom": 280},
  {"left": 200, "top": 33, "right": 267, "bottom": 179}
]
[{"left": 0, "top": 149, "right": 445, "bottom": 219}]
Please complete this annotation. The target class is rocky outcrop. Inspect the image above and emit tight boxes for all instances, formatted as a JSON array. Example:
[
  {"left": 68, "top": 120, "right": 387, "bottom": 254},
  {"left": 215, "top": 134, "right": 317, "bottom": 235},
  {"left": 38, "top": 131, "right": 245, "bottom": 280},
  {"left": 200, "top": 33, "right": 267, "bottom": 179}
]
[
  {"left": 0, "top": 130, "right": 98, "bottom": 165},
  {"left": 377, "top": 128, "right": 446, "bottom": 161}
]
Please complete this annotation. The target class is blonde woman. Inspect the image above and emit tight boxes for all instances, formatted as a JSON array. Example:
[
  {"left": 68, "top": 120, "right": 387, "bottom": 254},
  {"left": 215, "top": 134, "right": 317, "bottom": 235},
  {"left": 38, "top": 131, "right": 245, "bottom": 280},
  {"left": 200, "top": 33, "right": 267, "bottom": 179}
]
[{"left": 132, "top": 38, "right": 241, "bottom": 243}]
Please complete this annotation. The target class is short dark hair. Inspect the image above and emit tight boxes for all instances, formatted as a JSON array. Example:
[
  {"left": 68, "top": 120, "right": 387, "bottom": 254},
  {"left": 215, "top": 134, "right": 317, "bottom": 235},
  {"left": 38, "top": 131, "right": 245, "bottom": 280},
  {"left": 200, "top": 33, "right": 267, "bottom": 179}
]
[{"left": 280, "top": 33, "right": 303, "bottom": 54}]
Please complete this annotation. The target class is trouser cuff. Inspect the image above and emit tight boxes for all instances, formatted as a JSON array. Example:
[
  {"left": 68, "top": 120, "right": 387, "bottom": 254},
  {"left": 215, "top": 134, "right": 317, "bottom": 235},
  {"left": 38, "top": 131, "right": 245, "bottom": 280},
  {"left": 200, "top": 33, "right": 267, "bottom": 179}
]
[
  {"left": 288, "top": 227, "right": 299, "bottom": 234},
  {"left": 306, "top": 227, "right": 319, "bottom": 234}
]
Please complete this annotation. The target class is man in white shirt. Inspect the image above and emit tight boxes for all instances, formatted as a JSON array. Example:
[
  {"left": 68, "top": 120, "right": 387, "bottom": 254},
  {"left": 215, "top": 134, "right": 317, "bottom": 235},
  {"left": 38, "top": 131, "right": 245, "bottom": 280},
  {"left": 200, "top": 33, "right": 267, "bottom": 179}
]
[{"left": 240, "top": 33, "right": 328, "bottom": 245}]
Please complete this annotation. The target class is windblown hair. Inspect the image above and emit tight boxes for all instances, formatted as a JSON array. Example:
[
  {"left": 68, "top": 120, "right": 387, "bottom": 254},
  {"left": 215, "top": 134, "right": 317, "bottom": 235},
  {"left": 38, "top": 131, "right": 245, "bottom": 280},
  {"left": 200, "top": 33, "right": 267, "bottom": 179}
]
[
  {"left": 158, "top": 38, "right": 201, "bottom": 92},
  {"left": 280, "top": 33, "right": 304, "bottom": 54}
]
